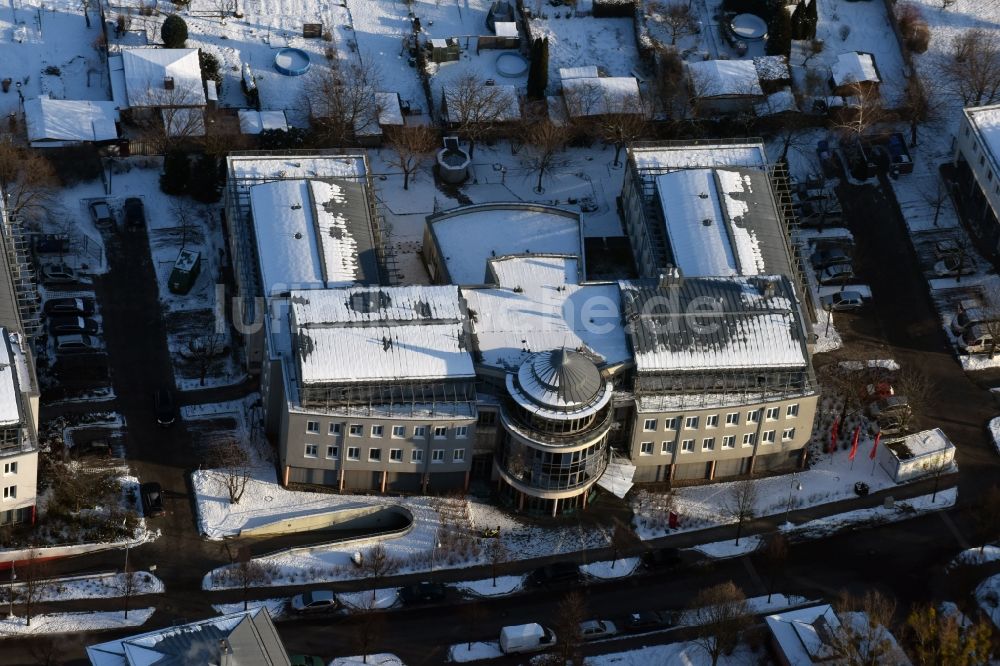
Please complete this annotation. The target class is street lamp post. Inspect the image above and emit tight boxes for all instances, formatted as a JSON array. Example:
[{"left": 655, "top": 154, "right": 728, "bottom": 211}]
[
  {"left": 8, "top": 562, "right": 15, "bottom": 618},
  {"left": 783, "top": 477, "right": 803, "bottom": 527}
]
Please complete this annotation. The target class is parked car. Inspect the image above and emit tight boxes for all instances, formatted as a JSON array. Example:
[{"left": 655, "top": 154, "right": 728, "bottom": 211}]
[
  {"left": 626, "top": 610, "right": 673, "bottom": 631},
  {"left": 289, "top": 657, "right": 324, "bottom": 666},
  {"left": 950, "top": 305, "right": 1000, "bottom": 336},
  {"left": 289, "top": 590, "right": 339, "bottom": 614},
  {"left": 89, "top": 200, "right": 114, "bottom": 230},
  {"left": 399, "top": 582, "right": 446, "bottom": 605},
  {"left": 580, "top": 620, "right": 618, "bottom": 641},
  {"left": 641, "top": 548, "right": 681, "bottom": 569},
  {"left": 867, "top": 396, "right": 911, "bottom": 428},
  {"left": 49, "top": 316, "right": 99, "bottom": 336},
  {"left": 140, "top": 481, "right": 164, "bottom": 517},
  {"left": 499, "top": 623, "right": 557, "bottom": 654},
  {"left": 154, "top": 388, "right": 176, "bottom": 427},
  {"left": 123, "top": 197, "right": 145, "bottom": 230},
  {"left": 934, "top": 255, "right": 976, "bottom": 277},
  {"left": 959, "top": 324, "right": 995, "bottom": 355},
  {"left": 33, "top": 234, "right": 70, "bottom": 255},
  {"left": 528, "top": 562, "right": 581, "bottom": 587},
  {"left": 810, "top": 247, "right": 852, "bottom": 270},
  {"left": 44, "top": 296, "right": 95, "bottom": 316},
  {"left": 820, "top": 290, "right": 866, "bottom": 312},
  {"left": 40, "top": 262, "right": 77, "bottom": 284},
  {"left": 54, "top": 333, "right": 100, "bottom": 355},
  {"left": 818, "top": 264, "right": 855, "bottom": 285}
]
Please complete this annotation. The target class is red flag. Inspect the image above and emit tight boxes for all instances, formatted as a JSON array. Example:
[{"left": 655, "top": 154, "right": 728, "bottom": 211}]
[
  {"left": 829, "top": 417, "right": 840, "bottom": 453},
  {"left": 869, "top": 431, "right": 881, "bottom": 460},
  {"left": 848, "top": 425, "right": 861, "bottom": 460}
]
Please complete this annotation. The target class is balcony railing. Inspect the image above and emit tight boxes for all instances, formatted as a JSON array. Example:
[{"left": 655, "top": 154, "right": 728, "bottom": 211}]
[{"left": 499, "top": 401, "right": 613, "bottom": 448}]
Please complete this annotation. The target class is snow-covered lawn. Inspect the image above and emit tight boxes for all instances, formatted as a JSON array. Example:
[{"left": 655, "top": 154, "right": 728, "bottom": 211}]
[
  {"left": 0, "top": 608, "right": 155, "bottom": 637},
  {"left": 587, "top": 640, "right": 757, "bottom": 666},
  {"left": 454, "top": 575, "right": 524, "bottom": 597},
  {"left": 339, "top": 588, "right": 399, "bottom": 611},
  {"left": 26, "top": 572, "right": 163, "bottom": 602},
  {"left": 580, "top": 558, "right": 640, "bottom": 580},
  {"left": 693, "top": 536, "right": 764, "bottom": 560},
  {"left": 211, "top": 598, "right": 287, "bottom": 618},
  {"left": 950, "top": 546, "right": 1000, "bottom": 570},
  {"left": 331, "top": 654, "right": 405, "bottom": 666},
  {"left": 782, "top": 488, "right": 957, "bottom": 539},
  {"left": 677, "top": 594, "right": 810, "bottom": 628},
  {"left": 976, "top": 574, "right": 1000, "bottom": 630},
  {"left": 448, "top": 641, "right": 504, "bottom": 663}
]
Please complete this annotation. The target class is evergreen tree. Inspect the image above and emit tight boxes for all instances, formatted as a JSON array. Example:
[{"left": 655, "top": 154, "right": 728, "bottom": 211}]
[
  {"left": 188, "top": 153, "right": 221, "bottom": 203},
  {"left": 766, "top": 6, "right": 792, "bottom": 56},
  {"left": 161, "top": 14, "right": 188, "bottom": 48},
  {"left": 160, "top": 150, "right": 189, "bottom": 195},
  {"left": 803, "top": 0, "right": 818, "bottom": 40},
  {"left": 527, "top": 38, "right": 549, "bottom": 100},
  {"left": 789, "top": 1, "right": 806, "bottom": 40}
]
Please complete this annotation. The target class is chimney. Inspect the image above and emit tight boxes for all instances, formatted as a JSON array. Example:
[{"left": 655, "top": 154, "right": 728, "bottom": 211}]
[
  {"left": 163, "top": 76, "right": 175, "bottom": 90},
  {"left": 657, "top": 265, "right": 683, "bottom": 290},
  {"left": 218, "top": 639, "right": 233, "bottom": 666}
]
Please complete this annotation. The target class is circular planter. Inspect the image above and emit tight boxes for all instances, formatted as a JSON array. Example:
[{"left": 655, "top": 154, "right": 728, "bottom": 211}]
[{"left": 274, "top": 47, "right": 311, "bottom": 76}]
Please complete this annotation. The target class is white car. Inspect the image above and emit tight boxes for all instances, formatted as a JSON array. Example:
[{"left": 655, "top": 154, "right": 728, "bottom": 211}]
[
  {"left": 289, "top": 590, "right": 339, "bottom": 614},
  {"left": 580, "top": 619, "right": 618, "bottom": 641}
]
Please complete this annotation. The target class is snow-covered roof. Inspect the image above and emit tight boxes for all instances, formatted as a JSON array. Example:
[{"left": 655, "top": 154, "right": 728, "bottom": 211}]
[
  {"left": 559, "top": 65, "right": 600, "bottom": 81},
  {"left": 887, "top": 428, "right": 955, "bottom": 460},
  {"left": 121, "top": 48, "right": 206, "bottom": 108},
  {"left": 966, "top": 105, "right": 1000, "bottom": 174},
  {"left": 24, "top": 98, "right": 118, "bottom": 144},
  {"left": 427, "top": 203, "right": 582, "bottom": 285},
  {"left": 753, "top": 55, "right": 790, "bottom": 81},
  {"left": 462, "top": 256, "right": 629, "bottom": 371},
  {"left": 655, "top": 168, "right": 789, "bottom": 277},
  {"left": 248, "top": 178, "right": 377, "bottom": 295},
  {"left": 291, "top": 285, "right": 464, "bottom": 326},
  {"left": 620, "top": 276, "right": 808, "bottom": 373},
  {"left": 756, "top": 88, "right": 798, "bottom": 116},
  {"left": 377, "top": 92, "right": 405, "bottom": 126},
  {"left": 629, "top": 142, "right": 768, "bottom": 170},
  {"left": 443, "top": 83, "right": 520, "bottom": 123},
  {"left": 228, "top": 154, "right": 367, "bottom": 184},
  {"left": 687, "top": 59, "right": 763, "bottom": 98},
  {"left": 0, "top": 329, "right": 22, "bottom": 426},
  {"left": 831, "top": 51, "right": 880, "bottom": 87},
  {"left": 495, "top": 21, "right": 518, "bottom": 38},
  {"left": 765, "top": 604, "right": 842, "bottom": 666},
  {"left": 238, "top": 110, "right": 289, "bottom": 134},
  {"left": 562, "top": 76, "right": 642, "bottom": 117}
]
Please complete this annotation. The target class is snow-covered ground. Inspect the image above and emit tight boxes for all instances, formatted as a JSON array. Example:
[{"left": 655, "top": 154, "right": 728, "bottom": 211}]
[
  {"left": 976, "top": 574, "right": 1000, "bottom": 630},
  {"left": 990, "top": 418, "right": 1000, "bottom": 455},
  {"left": 580, "top": 558, "right": 640, "bottom": 580},
  {"left": 587, "top": 641, "right": 758, "bottom": 666},
  {"left": 454, "top": 575, "right": 524, "bottom": 597},
  {"left": 449, "top": 642, "right": 503, "bottom": 663},
  {"left": 339, "top": 588, "right": 400, "bottom": 611},
  {"left": 331, "top": 654, "right": 405, "bottom": 666},
  {"left": 693, "top": 536, "right": 763, "bottom": 560},
  {"left": 18, "top": 571, "right": 164, "bottom": 603},
  {"left": 211, "top": 598, "right": 287, "bottom": 618},
  {"left": 950, "top": 545, "right": 1000, "bottom": 569},
  {"left": 0, "top": 608, "right": 155, "bottom": 637},
  {"left": 781, "top": 488, "right": 957, "bottom": 539}
]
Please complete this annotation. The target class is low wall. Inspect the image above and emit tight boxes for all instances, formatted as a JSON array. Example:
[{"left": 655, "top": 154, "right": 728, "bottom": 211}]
[
  {"left": 0, "top": 541, "right": 124, "bottom": 570},
  {"left": 238, "top": 504, "right": 413, "bottom": 538}
]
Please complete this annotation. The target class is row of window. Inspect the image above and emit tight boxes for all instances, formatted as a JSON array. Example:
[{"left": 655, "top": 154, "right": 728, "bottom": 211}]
[
  {"left": 2, "top": 462, "right": 16, "bottom": 475},
  {"left": 306, "top": 421, "right": 468, "bottom": 440},
  {"left": 642, "top": 405, "right": 800, "bottom": 433},
  {"left": 304, "top": 444, "right": 466, "bottom": 464},
  {"left": 639, "top": 428, "right": 796, "bottom": 455},
  {"left": 2, "top": 485, "right": 15, "bottom": 500},
  {"left": 966, "top": 128, "right": 1000, "bottom": 195}
]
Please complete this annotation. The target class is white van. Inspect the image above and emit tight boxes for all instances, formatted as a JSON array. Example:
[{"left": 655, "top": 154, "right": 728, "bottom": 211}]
[
  {"left": 499, "top": 623, "right": 557, "bottom": 654},
  {"left": 959, "top": 324, "right": 995, "bottom": 354}
]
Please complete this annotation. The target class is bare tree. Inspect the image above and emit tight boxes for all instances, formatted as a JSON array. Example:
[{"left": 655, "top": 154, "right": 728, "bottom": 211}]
[
  {"left": 117, "top": 563, "right": 141, "bottom": 620},
  {"left": 653, "top": 1, "right": 698, "bottom": 45},
  {"left": 922, "top": 177, "right": 951, "bottom": 228},
  {"left": 444, "top": 73, "right": 515, "bottom": 158},
  {"left": 942, "top": 29, "right": 1000, "bottom": 107},
  {"left": 833, "top": 82, "right": 886, "bottom": 142},
  {"left": 486, "top": 538, "right": 508, "bottom": 586},
  {"left": 522, "top": 118, "right": 569, "bottom": 193},
  {"left": 594, "top": 93, "right": 650, "bottom": 167},
  {"left": 304, "top": 57, "right": 383, "bottom": 150},
  {"left": 186, "top": 333, "right": 227, "bottom": 387},
  {"left": 830, "top": 589, "right": 899, "bottom": 666},
  {"left": 18, "top": 549, "right": 50, "bottom": 627},
  {"left": 723, "top": 479, "right": 758, "bottom": 546},
  {"left": 901, "top": 72, "right": 938, "bottom": 147},
  {"left": 209, "top": 438, "right": 254, "bottom": 505},
  {"left": 971, "top": 485, "right": 1000, "bottom": 555},
  {"left": 385, "top": 124, "right": 438, "bottom": 190},
  {"left": 0, "top": 137, "right": 56, "bottom": 222},
  {"left": 689, "top": 581, "right": 752, "bottom": 666},
  {"left": 653, "top": 46, "right": 688, "bottom": 121},
  {"left": 758, "top": 532, "right": 788, "bottom": 603},
  {"left": 464, "top": 600, "right": 488, "bottom": 650},
  {"left": 169, "top": 198, "right": 201, "bottom": 248},
  {"left": 350, "top": 598, "right": 386, "bottom": 665},
  {"left": 609, "top": 522, "right": 638, "bottom": 567},
  {"left": 894, "top": 365, "right": 934, "bottom": 431},
  {"left": 553, "top": 591, "right": 587, "bottom": 665},
  {"left": 362, "top": 544, "right": 396, "bottom": 603}
]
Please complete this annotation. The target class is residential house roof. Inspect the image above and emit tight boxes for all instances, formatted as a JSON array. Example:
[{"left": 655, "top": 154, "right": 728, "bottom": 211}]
[
  {"left": 831, "top": 51, "right": 879, "bottom": 87},
  {"left": 687, "top": 59, "right": 763, "bottom": 97},
  {"left": 24, "top": 98, "right": 119, "bottom": 144},
  {"left": 121, "top": 48, "right": 206, "bottom": 108}
]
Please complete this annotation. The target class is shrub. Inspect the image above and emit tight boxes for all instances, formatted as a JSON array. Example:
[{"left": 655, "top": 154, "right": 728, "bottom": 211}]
[
  {"left": 160, "top": 150, "right": 189, "bottom": 194},
  {"left": 906, "top": 22, "right": 931, "bottom": 53},
  {"left": 199, "top": 50, "right": 223, "bottom": 90},
  {"left": 188, "top": 153, "right": 221, "bottom": 203},
  {"left": 161, "top": 14, "right": 188, "bottom": 48},
  {"left": 896, "top": 4, "right": 931, "bottom": 54}
]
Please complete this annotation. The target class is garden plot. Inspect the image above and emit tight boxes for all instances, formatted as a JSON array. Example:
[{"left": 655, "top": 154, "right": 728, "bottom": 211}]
[
  {"left": 0, "top": 608, "right": 155, "bottom": 637},
  {"left": 10, "top": 571, "right": 164, "bottom": 603},
  {"left": 528, "top": 15, "right": 642, "bottom": 83},
  {"left": 425, "top": 43, "right": 528, "bottom": 115}
]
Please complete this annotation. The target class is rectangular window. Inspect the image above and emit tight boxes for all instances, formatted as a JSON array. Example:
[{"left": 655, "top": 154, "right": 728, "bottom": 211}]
[
  {"left": 786, "top": 404, "right": 799, "bottom": 418},
  {"left": 433, "top": 426, "right": 447, "bottom": 439},
  {"left": 782, "top": 428, "right": 796, "bottom": 441},
  {"left": 681, "top": 439, "right": 695, "bottom": 453},
  {"left": 347, "top": 447, "right": 361, "bottom": 461},
  {"left": 705, "top": 414, "right": 719, "bottom": 428},
  {"left": 726, "top": 412, "right": 739, "bottom": 426},
  {"left": 663, "top": 417, "right": 678, "bottom": 431},
  {"left": 743, "top": 433, "right": 756, "bottom": 447},
  {"left": 684, "top": 416, "right": 699, "bottom": 429},
  {"left": 661, "top": 440, "right": 674, "bottom": 454},
  {"left": 765, "top": 407, "right": 779, "bottom": 421},
  {"left": 371, "top": 425, "right": 384, "bottom": 438},
  {"left": 392, "top": 426, "right": 406, "bottom": 438},
  {"left": 326, "top": 445, "right": 339, "bottom": 459},
  {"left": 2, "top": 485, "right": 14, "bottom": 500},
  {"left": 369, "top": 448, "right": 382, "bottom": 461},
  {"left": 413, "top": 426, "right": 427, "bottom": 438},
  {"left": 702, "top": 437, "right": 715, "bottom": 451},
  {"left": 432, "top": 449, "right": 445, "bottom": 462},
  {"left": 643, "top": 418, "right": 657, "bottom": 431},
  {"left": 762, "top": 430, "right": 776, "bottom": 444},
  {"left": 390, "top": 448, "right": 403, "bottom": 462},
  {"left": 349, "top": 424, "right": 363, "bottom": 437},
  {"left": 640, "top": 441, "right": 654, "bottom": 455},
  {"left": 455, "top": 426, "right": 468, "bottom": 439},
  {"left": 722, "top": 436, "right": 735, "bottom": 449},
  {"left": 453, "top": 449, "right": 466, "bottom": 462},
  {"left": 306, "top": 421, "right": 320, "bottom": 434},
  {"left": 304, "top": 444, "right": 318, "bottom": 458},
  {"left": 747, "top": 410, "right": 761, "bottom": 424},
  {"left": 329, "top": 423, "right": 342, "bottom": 436},
  {"left": 478, "top": 411, "right": 497, "bottom": 427},
  {"left": 411, "top": 449, "right": 423, "bottom": 463},
  {"left": 2, "top": 462, "right": 15, "bottom": 475}
]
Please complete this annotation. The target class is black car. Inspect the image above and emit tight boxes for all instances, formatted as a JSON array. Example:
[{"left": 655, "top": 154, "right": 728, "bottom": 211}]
[
  {"left": 626, "top": 610, "right": 673, "bottom": 631},
  {"left": 123, "top": 198, "right": 145, "bottom": 230},
  {"left": 641, "top": 548, "right": 681, "bottom": 570},
  {"left": 399, "top": 582, "right": 447, "bottom": 605},
  {"left": 49, "top": 316, "right": 99, "bottom": 336},
  {"left": 140, "top": 482, "right": 164, "bottom": 517},
  {"left": 529, "top": 562, "right": 581, "bottom": 587},
  {"left": 44, "top": 297, "right": 95, "bottom": 317},
  {"left": 154, "top": 388, "right": 176, "bottom": 427}
]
